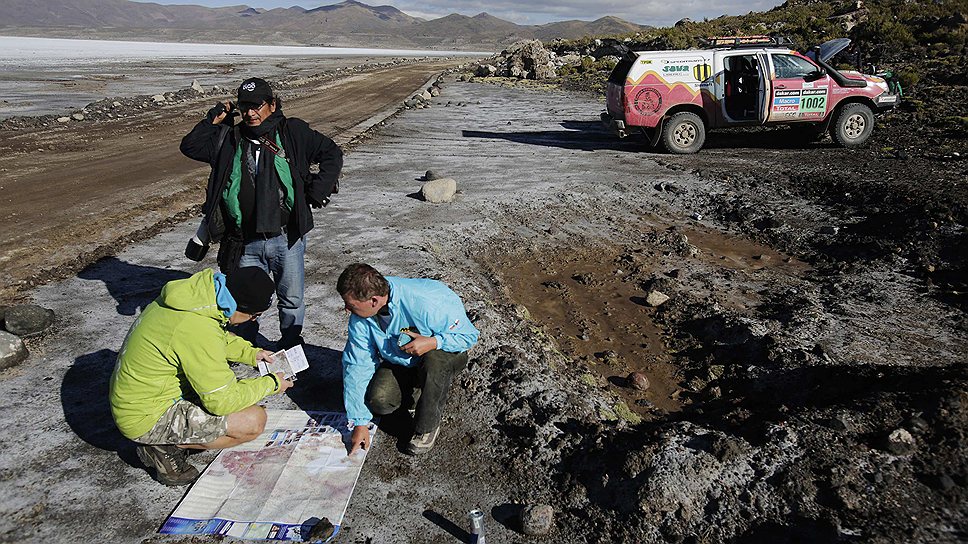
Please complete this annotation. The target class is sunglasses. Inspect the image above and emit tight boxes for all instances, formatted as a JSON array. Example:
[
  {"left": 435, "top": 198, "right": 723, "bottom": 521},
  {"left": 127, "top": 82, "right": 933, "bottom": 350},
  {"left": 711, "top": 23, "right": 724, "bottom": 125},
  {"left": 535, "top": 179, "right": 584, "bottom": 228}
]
[{"left": 239, "top": 101, "right": 268, "bottom": 113}]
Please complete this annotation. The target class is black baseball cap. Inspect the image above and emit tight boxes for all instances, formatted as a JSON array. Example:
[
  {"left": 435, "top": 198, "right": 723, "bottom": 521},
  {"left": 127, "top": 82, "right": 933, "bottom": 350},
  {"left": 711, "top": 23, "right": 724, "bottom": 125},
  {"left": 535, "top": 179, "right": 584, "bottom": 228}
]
[{"left": 237, "top": 77, "right": 273, "bottom": 109}]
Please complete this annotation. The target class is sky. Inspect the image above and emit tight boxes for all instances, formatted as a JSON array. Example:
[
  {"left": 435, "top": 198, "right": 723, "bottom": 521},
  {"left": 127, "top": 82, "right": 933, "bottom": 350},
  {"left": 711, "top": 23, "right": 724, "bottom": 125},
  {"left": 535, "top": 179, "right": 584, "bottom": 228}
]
[{"left": 139, "top": 0, "right": 787, "bottom": 27}]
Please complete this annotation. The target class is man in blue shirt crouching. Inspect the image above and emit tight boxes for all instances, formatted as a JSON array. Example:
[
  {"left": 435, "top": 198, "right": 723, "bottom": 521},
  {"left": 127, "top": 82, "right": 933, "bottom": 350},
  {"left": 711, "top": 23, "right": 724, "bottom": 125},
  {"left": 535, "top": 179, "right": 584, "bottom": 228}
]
[{"left": 337, "top": 263, "right": 479, "bottom": 455}]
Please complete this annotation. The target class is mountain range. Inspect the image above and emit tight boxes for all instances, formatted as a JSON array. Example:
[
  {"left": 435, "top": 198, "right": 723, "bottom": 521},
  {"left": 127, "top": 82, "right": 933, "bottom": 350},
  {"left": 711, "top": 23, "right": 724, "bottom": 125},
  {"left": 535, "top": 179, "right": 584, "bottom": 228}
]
[{"left": 0, "top": 0, "right": 649, "bottom": 49}]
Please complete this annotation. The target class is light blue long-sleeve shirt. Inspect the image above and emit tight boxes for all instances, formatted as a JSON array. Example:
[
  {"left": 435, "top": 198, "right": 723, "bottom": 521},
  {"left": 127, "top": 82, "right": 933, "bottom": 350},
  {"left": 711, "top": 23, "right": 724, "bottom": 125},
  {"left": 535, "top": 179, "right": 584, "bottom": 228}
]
[{"left": 342, "top": 276, "right": 479, "bottom": 426}]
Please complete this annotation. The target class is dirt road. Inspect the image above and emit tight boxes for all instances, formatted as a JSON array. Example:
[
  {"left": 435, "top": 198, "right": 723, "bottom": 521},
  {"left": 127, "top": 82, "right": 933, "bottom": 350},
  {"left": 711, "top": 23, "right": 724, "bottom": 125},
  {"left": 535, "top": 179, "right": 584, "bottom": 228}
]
[{"left": 0, "top": 59, "right": 459, "bottom": 300}]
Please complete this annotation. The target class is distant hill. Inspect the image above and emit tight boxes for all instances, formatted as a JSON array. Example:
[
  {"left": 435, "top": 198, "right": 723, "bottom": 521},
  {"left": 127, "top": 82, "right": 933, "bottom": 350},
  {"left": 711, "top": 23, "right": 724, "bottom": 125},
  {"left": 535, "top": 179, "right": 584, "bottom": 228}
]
[{"left": 0, "top": 0, "right": 652, "bottom": 49}]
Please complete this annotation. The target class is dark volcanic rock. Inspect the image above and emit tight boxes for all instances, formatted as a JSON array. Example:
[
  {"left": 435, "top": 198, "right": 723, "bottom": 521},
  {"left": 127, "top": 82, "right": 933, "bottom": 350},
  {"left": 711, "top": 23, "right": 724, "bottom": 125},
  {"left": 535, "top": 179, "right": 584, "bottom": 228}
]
[{"left": 3, "top": 304, "right": 54, "bottom": 337}]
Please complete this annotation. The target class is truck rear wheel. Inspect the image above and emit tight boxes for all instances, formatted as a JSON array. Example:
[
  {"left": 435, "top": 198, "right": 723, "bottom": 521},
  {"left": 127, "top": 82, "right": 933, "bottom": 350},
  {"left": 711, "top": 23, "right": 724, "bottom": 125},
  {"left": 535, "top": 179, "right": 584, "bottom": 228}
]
[
  {"left": 661, "top": 112, "right": 706, "bottom": 154},
  {"left": 830, "top": 103, "right": 874, "bottom": 148}
]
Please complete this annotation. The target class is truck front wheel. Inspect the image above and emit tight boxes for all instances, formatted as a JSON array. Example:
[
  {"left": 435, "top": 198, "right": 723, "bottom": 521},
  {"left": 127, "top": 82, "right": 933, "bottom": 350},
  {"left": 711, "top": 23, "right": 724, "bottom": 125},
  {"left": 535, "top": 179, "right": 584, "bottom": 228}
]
[
  {"left": 830, "top": 103, "right": 874, "bottom": 148},
  {"left": 661, "top": 112, "right": 706, "bottom": 154}
]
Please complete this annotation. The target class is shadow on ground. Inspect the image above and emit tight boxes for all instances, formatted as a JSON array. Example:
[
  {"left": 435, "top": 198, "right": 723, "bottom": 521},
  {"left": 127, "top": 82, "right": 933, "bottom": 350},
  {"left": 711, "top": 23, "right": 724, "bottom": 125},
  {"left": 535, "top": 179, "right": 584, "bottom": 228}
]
[
  {"left": 77, "top": 256, "right": 190, "bottom": 316},
  {"left": 62, "top": 349, "right": 140, "bottom": 467}
]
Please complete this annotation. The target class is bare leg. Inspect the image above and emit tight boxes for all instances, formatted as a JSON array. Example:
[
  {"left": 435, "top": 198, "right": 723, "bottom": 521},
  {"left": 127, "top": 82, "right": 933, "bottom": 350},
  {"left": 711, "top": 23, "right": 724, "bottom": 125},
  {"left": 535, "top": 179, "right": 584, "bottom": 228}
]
[{"left": 179, "top": 405, "right": 267, "bottom": 450}]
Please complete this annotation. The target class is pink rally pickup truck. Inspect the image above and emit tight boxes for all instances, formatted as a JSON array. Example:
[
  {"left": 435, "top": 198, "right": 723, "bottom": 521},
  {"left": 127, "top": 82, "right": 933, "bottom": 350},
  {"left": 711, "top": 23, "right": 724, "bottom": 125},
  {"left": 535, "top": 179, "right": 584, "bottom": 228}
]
[{"left": 601, "top": 36, "right": 900, "bottom": 153}]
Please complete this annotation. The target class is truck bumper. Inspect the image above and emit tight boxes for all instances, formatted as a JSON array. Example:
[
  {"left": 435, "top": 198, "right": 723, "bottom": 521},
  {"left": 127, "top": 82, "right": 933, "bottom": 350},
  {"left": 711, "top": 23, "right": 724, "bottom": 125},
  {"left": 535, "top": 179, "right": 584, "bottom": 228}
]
[{"left": 601, "top": 111, "right": 629, "bottom": 138}]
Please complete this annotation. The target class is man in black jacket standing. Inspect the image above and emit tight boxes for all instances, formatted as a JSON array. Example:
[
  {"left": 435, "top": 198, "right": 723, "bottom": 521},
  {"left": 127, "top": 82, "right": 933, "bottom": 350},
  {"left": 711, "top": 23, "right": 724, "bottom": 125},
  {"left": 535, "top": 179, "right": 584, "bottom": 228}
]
[{"left": 181, "top": 77, "right": 343, "bottom": 349}]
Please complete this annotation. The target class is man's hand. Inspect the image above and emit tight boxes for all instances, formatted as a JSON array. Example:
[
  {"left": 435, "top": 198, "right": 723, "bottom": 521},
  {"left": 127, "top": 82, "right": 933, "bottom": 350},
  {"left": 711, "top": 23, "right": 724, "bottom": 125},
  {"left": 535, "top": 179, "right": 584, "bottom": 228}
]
[
  {"left": 274, "top": 371, "right": 294, "bottom": 394},
  {"left": 400, "top": 330, "right": 437, "bottom": 357},
  {"left": 348, "top": 425, "right": 370, "bottom": 455},
  {"left": 208, "top": 100, "right": 234, "bottom": 125},
  {"left": 256, "top": 350, "right": 275, "bottom": 363}
]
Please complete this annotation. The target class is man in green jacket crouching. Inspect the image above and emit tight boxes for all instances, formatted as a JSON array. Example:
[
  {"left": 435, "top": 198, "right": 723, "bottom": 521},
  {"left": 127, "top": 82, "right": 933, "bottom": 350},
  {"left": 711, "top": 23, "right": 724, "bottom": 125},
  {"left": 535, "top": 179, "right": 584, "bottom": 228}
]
[{"left": 110, "top": 267, "right": 294, "bottom": 486}]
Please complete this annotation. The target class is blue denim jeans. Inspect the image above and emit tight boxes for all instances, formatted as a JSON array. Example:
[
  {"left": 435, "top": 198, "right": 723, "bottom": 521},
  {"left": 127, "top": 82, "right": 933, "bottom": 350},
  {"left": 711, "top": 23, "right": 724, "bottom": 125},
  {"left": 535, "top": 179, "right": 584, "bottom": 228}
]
[{"left": 239, "top": 234, "right": 305, "bottom": 348}]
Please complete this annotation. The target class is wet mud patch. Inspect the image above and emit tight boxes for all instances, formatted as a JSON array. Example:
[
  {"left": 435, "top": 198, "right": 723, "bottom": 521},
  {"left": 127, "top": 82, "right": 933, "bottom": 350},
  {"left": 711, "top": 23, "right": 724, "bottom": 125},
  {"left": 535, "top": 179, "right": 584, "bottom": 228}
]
[
  {"left": 486, "top": 219, "right": 810, "bottom": 421},
  {"left": 491, "top": 245, "right": 682, "bottom": 418}
]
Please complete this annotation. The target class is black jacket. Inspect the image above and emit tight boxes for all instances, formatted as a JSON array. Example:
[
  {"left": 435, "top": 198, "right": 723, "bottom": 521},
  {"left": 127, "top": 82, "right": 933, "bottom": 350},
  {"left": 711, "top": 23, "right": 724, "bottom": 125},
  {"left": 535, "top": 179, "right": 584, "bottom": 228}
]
[{"left": 180, "top": 115, "right": 343, "bottom": 247}]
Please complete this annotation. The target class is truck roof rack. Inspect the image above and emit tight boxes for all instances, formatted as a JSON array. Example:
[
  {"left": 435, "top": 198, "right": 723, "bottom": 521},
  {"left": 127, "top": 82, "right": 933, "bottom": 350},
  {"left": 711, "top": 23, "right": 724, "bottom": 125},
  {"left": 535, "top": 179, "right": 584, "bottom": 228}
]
[{"left": 704, "top": 35, "right": 796, "bottom": 49}]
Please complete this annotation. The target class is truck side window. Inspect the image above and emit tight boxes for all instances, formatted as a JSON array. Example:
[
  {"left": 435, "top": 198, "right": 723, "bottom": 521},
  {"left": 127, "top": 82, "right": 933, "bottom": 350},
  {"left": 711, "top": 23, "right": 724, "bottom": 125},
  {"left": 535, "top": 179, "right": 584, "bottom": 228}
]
[{"left": 772, "top": 54, "right": 818, "bottom": 79}]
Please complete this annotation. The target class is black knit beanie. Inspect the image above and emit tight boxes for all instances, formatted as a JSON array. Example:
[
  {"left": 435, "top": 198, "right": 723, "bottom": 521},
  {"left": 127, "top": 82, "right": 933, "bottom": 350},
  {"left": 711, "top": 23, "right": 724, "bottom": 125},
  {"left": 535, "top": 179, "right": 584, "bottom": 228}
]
[{"left": 226, "top": 267, "right": 274, "bottom": 314}]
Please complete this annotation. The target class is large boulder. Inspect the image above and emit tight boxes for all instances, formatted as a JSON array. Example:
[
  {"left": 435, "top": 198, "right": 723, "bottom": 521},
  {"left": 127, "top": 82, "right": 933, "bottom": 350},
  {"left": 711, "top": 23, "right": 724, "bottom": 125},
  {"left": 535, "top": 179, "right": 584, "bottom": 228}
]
[
  {"left": 3, "top": 304, "right": 55, "bottom": 337},
  {"left": 500, "top": 40, "right": 557, "bottom": 80}
]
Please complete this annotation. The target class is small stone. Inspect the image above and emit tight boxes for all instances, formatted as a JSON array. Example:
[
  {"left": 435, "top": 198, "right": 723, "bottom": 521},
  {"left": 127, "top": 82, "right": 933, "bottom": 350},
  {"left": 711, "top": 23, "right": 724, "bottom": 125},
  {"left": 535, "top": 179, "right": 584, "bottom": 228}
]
[
  {"left": 753, "top": 254, "right": 771, "bottom": 261},
  {"left": 71, "top": 113, "right": 84, "bottom": 121},
  {"left": 112, "top": 101, "right": 122, "bottom": 108},
  {"left": 429, "top": 86, "right": 440, "bottom": 97},
  {"left": 3, "top": 304, "right": 55, "bottom": 337},
  {"left": 306, "top": 517, "right": 335, "bottom": 541},
  {"left": 0, "top": 330, "right": 28, "bottom": 370},
  {"left": 57, "top": 117, "right": 70, "bottom": 123},
  {"left": 885, "top": 428, "right": 915, "bottom": 455},
  {"left": 419, "top": 90, "right": 432, "bottom": 100},
  {"left": 519, "top": 504, "right": 554, "bottom": 535},
  {"left": 646, "top": 290, "right": 670, "bottom": 307},
  {"left": 420, "top": 177, "right": 457, "bottom": 204},
  {"left": 828, "top": 413, "right": 854, "bottom": 432},
  {"left": 151, "top": 94, "right": 166, "bottom": 103},
  {"left": 627, "top": 371, "right": 650, "bottom": 391},
  {"left": 190, "top": 79, "right": 204, "bottom": 93},
  {"left": 423, "top": 169, "right": 441, "bottom": 181},
  {"left": 819, "top": 225, "right": 840, "bottom": 235}
]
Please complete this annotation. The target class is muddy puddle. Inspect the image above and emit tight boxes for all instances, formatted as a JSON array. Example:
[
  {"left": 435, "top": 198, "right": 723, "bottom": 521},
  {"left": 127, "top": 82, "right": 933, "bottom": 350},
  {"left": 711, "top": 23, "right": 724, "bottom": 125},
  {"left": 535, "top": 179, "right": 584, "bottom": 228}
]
[{"left": 489, "top": 218, "right": 808, "bottom": 420}]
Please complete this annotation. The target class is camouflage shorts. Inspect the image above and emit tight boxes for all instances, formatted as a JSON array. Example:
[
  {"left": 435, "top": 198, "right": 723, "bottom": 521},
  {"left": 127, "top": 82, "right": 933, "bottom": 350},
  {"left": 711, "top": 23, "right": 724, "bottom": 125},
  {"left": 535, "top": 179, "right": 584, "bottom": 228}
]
[{"left": 133, "top": 399, "right": 228, "bottom": 445}]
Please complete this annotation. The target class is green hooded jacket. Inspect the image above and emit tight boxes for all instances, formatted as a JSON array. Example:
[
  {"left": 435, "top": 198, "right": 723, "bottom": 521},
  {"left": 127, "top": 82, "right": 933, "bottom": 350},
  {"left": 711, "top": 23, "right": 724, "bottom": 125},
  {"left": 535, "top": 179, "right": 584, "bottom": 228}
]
[{"left": 109, "top": 268, "right": 279, "bottom": 440}]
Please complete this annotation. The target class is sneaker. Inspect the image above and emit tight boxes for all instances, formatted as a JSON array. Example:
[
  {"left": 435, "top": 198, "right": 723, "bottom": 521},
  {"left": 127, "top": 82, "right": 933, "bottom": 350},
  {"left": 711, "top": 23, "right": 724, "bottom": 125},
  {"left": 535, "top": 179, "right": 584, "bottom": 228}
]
[
  {"left": 136, "top": 444, "right": 199, "bottom": 486},
  {"left": 405, "top": 426, "right": 440, "bottom": 455}
]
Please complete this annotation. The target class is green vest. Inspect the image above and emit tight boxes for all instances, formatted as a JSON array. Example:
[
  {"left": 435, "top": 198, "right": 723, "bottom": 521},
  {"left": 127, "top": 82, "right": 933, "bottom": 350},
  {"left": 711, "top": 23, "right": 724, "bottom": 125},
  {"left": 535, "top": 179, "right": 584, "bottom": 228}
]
[{"left": 222, "top": 133, "right": 295, "bottom": 228}]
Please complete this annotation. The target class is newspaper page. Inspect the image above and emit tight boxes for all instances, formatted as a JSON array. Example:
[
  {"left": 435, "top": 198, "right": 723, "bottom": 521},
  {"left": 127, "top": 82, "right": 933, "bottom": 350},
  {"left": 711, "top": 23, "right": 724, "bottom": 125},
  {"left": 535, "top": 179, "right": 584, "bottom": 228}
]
[
  {"left": 258, "top": 345, "right": 310, "bottom": 381},
  {"left": 160, "top": 410, "right": 376, "bottom": 542}
]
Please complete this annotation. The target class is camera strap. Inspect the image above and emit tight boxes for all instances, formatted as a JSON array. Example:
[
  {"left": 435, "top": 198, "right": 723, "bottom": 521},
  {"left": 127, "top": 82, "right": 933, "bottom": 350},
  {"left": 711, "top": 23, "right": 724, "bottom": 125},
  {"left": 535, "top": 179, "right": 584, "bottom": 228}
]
[{"left": 259, "top": 135, "right": 289, "bottom": 163}]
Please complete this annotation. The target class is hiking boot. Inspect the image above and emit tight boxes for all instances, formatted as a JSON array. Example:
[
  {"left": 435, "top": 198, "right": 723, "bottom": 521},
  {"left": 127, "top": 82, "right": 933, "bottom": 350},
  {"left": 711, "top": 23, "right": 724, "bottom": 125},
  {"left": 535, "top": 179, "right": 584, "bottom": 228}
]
[
  {"left": 405, "top": 426, "right": 440, "bottom": 455},
  {"left": 136, "top": 444, "right": 199, "bottom": 486}
]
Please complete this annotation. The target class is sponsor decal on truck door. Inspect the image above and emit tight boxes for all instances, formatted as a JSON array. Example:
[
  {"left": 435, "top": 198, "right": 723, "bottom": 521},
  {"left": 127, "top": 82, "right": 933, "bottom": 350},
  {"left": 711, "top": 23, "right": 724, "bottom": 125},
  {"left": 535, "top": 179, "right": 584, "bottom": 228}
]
[{"left": 768, "top": 52, "right": 830, "bottom": 122}]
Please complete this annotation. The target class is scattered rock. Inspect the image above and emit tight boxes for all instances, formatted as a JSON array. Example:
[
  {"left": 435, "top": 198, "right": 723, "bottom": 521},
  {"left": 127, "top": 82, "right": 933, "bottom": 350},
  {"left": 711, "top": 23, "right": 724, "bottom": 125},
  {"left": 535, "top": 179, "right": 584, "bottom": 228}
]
[
  {"left": 190, "top": 79, "right": 204, "bottom": 94},
  {"left": 429, "top": 86, "right": 440, "bottom": 97},
  {"left": 819, "top": 225, "right": 840, "bottom": 235},
  {"left": 627, "top": 371, "right": 650, "bottom": 391},
  {"left": 420, "top": 177, "right": 457, "bottom": 203},
  {"left": 71, "top": 113, "right": 84, "bottom": 121},
  {"left": 57, "top": 117, "right": 70, "bottom": 123},
  {"left": 519, "top": 504, "right": 554, "bottom": 535},
  {"left": 3, "top": 304, "right": 55, "bottom": 337},
  {"left": 151, "top": 94, "right": 166, "bottom": 103},
  {"left": 0, "top": 331, "right": 28, "bottom": 370},
  {"left": 419, "top": 90, "right": 432, "bottom": 101},
  {"left": 885, "top": 428, "right": 916, "bottom": 455},
  {"left": 476, "top": 64, "right": 497, "bottom": 77},
  {"left": 646, "top": 290, "right": 670, "bottom": 307},
  {"left": 828, "top": 412, "right": 855, "bottom": 432},
  {"left": 306, "top": 517, "right": 335, "bottom": 541},
  {"left": 422, "top": 170, "right": 441, "bottom": 181}
]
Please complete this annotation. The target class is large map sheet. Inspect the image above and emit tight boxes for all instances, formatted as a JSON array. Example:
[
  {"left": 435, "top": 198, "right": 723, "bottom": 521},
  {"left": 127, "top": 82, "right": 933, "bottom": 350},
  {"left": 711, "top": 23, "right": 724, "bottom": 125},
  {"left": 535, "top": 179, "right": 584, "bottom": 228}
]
[{"left": 160, "top": 410, "right": 375, "bottom": 542}]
